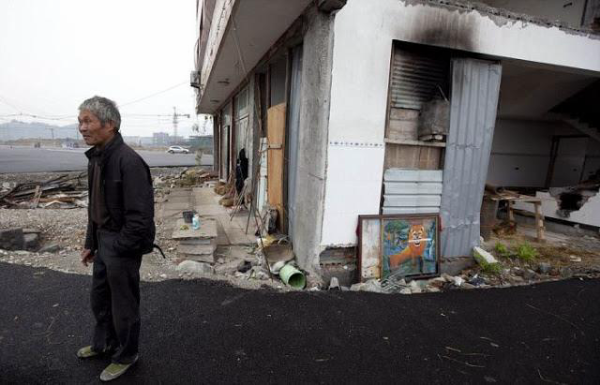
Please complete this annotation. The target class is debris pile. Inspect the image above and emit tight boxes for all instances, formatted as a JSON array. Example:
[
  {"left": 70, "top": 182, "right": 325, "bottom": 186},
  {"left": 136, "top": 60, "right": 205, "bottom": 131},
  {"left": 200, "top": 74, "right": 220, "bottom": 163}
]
[
  {"left": 154, "top": 168, "right": 217, "bottom": 191},
  {"left": 0, "top": 173, "right": 88, "bottom": 209}
]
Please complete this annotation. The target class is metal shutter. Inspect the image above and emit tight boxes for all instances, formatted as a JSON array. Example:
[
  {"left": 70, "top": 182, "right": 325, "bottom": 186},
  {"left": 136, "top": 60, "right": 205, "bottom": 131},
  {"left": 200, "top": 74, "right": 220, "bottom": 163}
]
[
  {"left": 382, "top": 169, "right": 443, "bottom": 215},
  {"left": 390, "top": 47, "right": 449, "bottom": 110}
]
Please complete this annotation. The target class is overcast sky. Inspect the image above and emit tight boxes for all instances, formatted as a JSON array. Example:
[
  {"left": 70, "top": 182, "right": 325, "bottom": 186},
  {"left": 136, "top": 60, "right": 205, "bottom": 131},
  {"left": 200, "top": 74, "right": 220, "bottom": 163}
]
[{"left": 0, "top": 0, "right": 211, "bottom": 137}]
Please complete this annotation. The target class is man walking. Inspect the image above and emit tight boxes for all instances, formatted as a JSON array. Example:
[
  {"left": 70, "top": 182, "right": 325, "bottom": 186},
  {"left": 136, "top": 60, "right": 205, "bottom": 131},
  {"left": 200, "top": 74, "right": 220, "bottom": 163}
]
[{"left": 76, "top": 96, "right": 155, "bottom": 381}]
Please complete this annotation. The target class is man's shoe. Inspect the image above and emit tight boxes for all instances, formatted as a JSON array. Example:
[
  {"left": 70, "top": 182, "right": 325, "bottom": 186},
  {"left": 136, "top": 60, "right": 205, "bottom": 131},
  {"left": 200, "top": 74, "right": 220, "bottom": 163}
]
[
  {"left": 99, "top": 355, "right": 138, "bottom": 382},
  {"left": 76, "top": 345, "right": 101, "bottom": 359}
]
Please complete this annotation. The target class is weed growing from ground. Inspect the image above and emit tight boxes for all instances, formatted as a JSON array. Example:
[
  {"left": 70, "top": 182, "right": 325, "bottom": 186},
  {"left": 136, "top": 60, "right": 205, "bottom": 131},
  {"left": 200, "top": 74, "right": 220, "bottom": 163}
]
[
  {"left": 494, "top": 242, "right": 511, "bottom": 258},
  {"left": 475, "top": 253, "right": 503, "bottom": 276},
  {"left": 517, "top": 243, "right": 537, "bottom": 262}
]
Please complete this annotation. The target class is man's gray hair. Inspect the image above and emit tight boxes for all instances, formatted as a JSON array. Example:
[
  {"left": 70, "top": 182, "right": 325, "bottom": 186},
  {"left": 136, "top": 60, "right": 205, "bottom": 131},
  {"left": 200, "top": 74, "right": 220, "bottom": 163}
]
[{"left": 79, "top": 96, "right": 121, "bottom": 131}]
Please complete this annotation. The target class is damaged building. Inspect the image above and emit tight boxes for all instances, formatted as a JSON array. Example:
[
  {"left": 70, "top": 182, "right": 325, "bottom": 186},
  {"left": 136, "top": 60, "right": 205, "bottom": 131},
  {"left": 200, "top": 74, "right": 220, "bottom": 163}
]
[{"left": 192, "top": 0, "right": 600, "bottom": 277}]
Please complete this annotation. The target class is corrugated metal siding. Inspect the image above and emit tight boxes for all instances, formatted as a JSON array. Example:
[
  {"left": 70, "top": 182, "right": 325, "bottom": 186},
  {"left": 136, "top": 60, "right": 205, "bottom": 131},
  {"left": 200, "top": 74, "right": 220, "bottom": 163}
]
[
  {"left": 390, "top": 48, "right": 449, "bottom": 110},
  {"left": 382, "top": 169, "right": 443, "bottom": 215},
  {"left": 439, "top": 59, "right": 502, "bottom": 258}
]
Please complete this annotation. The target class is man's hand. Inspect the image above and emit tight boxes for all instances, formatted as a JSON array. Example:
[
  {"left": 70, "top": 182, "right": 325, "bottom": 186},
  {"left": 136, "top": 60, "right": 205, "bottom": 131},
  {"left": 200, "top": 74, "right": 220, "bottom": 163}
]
[{"left": 81, "top": 249, "right": 94, "bottom": 267}]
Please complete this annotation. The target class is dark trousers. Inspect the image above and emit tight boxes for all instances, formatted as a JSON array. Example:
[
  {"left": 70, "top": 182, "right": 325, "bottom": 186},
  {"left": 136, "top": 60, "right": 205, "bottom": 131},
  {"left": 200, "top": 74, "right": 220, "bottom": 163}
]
[{"left": 91, "top": 229, "right": 142, "bottom": 364}]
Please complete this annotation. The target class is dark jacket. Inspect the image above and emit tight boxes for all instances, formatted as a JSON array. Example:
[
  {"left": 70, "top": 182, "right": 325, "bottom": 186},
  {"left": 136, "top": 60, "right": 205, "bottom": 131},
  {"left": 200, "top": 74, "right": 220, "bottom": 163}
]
[{"left": 84, "top": 133, "right": 155, "bottom": 255}]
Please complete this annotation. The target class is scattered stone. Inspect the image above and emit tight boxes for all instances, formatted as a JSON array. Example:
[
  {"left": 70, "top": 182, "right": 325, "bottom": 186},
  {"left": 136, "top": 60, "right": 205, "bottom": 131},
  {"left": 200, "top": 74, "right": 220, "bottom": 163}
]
[
  {"left": 473, "top": 247, "right": 498, "bottom": 264},
  {"left": 39, "top": 244, "right": 60, "bottom": 253},
  {"left": 329, "top": 277, "right": 340, "bottom": 290},
  {"left": 269, "top": 260, "right": 286, "bottom": 275},
  {"left": 410, "top": 286, "right": 422, "bottom": 294},
  {"left": 468, "top": 275, "right": 486, "bottom": 287},
  {"left": 214, "top": 259, "right": 245, "bottom": 276},
  {"left": 350, "top": 279, "right": 382, "bottom": 293},
  {"left": 428, "top": 277, "right": 447, "bottom": 288},
  {"left": 461, "top": 283, "right": 476, "bottom": 290},
  {"left": 537, "top": 262, "right": 552, "bottom": 275},
  {"left": 363, "top": 280, "right": 382, "bottom": 293},
  {"left": 238, "top": 260, "right": 253, "bottom": 273},
  {"left": 249, "top": 266, "right": 270, "bottom": 281},
  {"left": 400, "top": 288, "right": 412, "bottom": 295},
  {"left": 560, "top": 267, "right": 574, "bottom": 279},
  {"left": 409, "top": 280, "right": 420, "bottom": 290},
  {"left": 0, "top": 228, "right": 24, "bottom": 251},
  {"left": 23, "top": 233, "right": 40, "bottom": 251},
  {"left": 510, "top": 275, "right": 525, "bottom": 284},
  {"left": 569, "top": 255, "right": 582, "bottom": 263},
  {"left": 454, "top": 277, "right": 464, "bottom": 287},
  {"left": 305, "top": 274, "right": 324, "bottom": 290},
  {"left": 523, "top": 269, "right": 538, "bottom": 281},
  {"left": 177, "top": 260, "right": 212, "bottom": 275}
]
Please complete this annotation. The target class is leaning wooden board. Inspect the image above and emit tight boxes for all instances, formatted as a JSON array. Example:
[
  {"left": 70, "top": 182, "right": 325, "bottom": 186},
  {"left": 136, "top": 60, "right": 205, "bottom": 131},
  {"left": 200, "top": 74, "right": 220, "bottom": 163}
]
[{"left": 267, "top": 103, "right": 286, "bottom": 230}]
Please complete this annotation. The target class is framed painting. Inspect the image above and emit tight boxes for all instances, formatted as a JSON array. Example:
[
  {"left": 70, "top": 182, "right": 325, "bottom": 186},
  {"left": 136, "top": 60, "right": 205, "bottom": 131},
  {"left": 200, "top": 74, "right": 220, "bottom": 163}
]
[{"left": 359, "top": 214, "right": 440, "bottom": 282}]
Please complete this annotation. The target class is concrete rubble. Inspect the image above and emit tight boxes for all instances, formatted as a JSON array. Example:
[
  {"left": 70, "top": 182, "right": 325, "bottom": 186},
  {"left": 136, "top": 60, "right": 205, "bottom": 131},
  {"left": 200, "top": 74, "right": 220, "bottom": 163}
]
[{"left": 1, "top": 167, "right": 599, "bottom": 294}]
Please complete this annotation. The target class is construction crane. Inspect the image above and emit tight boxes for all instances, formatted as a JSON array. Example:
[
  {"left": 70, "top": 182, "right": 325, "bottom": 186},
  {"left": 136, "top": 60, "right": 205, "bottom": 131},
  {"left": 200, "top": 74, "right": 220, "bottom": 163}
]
[{"left": 172, "top": 106, "right": 191, "bottom": 139}]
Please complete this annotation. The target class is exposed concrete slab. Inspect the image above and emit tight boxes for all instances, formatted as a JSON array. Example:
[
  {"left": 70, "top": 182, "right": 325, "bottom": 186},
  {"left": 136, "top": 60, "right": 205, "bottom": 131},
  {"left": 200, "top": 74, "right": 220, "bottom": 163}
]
[
  {"left": 194, "top": 205, "right": 226, "bottom": 216},
  {"left": 177, "top": 241, "right": 217, "bottom": 256},
  {"left": 164, "top": 202, "right": 192, "bottom": 210},
  {"left": 162, "top": 186, "right": 257, "bottom": 247},
  {"left": 168, "top": 188, "right": 192, "bottom": 195},
  {"left": 215, "top": 220, "right": 231, "bottom": 246},
  {"left": 166, "top": 196, "right": 192, "bottom": 204},
  {"left": 215, "top": 214, "right": 256, "bottom": 245},
  {"left": 179, "top": 253, "right": 215, "bottom": 264},
  {"left": 160, "top": 209, "right": 184, "bottom": 221},
  {"left": 171, "top": 218, "right": 218, "bottom": 239}
]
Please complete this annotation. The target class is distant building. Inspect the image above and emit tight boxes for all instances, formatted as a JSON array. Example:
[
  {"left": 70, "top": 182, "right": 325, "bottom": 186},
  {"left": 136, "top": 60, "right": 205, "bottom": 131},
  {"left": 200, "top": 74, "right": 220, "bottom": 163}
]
[
  {"left": 122, "top": 136, "right": 142, "bottom": 146},
  {"left": 152, "top": 132, "right": 170, "bottom": 146},
  {"left": 139, "top": 137, "right": 154, "bottom": 147}
]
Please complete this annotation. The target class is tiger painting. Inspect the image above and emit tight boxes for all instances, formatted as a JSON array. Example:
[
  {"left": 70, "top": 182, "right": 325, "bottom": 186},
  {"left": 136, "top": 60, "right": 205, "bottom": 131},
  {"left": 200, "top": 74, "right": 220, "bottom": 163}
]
[{"left": 389, "top": 224, "right": 428, "bottom": 270}]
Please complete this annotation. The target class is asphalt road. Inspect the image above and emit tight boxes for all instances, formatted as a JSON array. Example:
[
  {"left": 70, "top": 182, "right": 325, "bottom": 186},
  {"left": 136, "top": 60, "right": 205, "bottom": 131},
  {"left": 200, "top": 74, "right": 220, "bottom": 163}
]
[
  {"left": 1, "top": 262, "right": 599, "bottom": 384},
  {"left": 0, "top": 146, "right": 213, "bottom": 173}
]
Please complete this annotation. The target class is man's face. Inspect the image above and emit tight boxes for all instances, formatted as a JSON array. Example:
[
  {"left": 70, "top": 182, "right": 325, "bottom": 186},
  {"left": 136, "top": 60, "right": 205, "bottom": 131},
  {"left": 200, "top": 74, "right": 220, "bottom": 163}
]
[{"left": 78, "top": 110, "right": 116, "bottom": 147}]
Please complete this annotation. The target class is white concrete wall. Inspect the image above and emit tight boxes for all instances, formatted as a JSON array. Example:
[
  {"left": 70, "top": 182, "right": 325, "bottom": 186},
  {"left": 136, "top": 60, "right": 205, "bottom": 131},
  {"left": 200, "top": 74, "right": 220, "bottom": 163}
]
[
  {"left": 320, "top": 0, "right": 600, "bottom": 247},
  {"left": 478, "top": 0, "right": 587, "bottom": 28},
  {"left": 514, "top": 191, "right": 600, "bottom": 227},
  {"left": 487, "top": 120, "right": 555, "bottom": 187}
]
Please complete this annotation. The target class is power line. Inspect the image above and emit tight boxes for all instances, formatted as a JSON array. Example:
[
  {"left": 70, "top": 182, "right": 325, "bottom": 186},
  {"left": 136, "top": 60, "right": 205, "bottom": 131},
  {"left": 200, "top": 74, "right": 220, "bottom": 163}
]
[{"left": 119, "top": 82, "right": 188, "bottom": 108}]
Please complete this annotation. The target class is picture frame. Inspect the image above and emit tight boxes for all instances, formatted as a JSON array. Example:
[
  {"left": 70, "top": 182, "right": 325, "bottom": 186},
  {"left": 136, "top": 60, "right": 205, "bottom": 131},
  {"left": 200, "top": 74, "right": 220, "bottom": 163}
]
[{"left": 358, "top": 213, "right": 440, "bottom": 282}]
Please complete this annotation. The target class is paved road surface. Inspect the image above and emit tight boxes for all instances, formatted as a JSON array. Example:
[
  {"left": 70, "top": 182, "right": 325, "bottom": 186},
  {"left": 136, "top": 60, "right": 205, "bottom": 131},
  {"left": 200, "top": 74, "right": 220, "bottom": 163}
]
[
  {"left": 1, "top": 262, "right": 598, "bottom": 384},
  {"left": 0, "top": 146, "right": 213, "bottom": 173}
]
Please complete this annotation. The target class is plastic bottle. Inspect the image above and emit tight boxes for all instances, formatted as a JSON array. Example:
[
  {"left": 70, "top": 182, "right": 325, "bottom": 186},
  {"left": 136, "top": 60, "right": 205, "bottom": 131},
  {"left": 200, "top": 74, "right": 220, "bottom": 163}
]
[{"left": 192, "top": 214, "right": 200, "bottom": 230}]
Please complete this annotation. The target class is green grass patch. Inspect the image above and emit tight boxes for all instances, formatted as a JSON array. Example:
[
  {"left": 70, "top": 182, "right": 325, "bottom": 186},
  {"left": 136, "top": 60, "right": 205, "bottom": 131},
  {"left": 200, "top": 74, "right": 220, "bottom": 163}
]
[
  {"left": 494, "top": 242, "right": 511, "bottom": 258},
  {"left": 516, "top": 243, "right": 538, "bottom": 262},
  {"left": 474, "top": 254, "right": 503, "bottom": 276}
]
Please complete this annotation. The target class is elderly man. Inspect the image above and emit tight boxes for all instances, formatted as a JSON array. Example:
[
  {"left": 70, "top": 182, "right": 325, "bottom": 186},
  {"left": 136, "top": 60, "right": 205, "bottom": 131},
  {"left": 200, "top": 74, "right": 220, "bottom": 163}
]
[{"left": 76, "top": 96, "right": 155, "bottom": 382}]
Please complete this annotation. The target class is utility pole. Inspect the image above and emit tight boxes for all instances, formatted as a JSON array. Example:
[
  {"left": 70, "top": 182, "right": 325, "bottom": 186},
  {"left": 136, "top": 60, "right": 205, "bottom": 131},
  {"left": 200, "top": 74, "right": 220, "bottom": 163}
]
[{"left": 173, "top": 106, "right": 178, "bottom": 140}]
